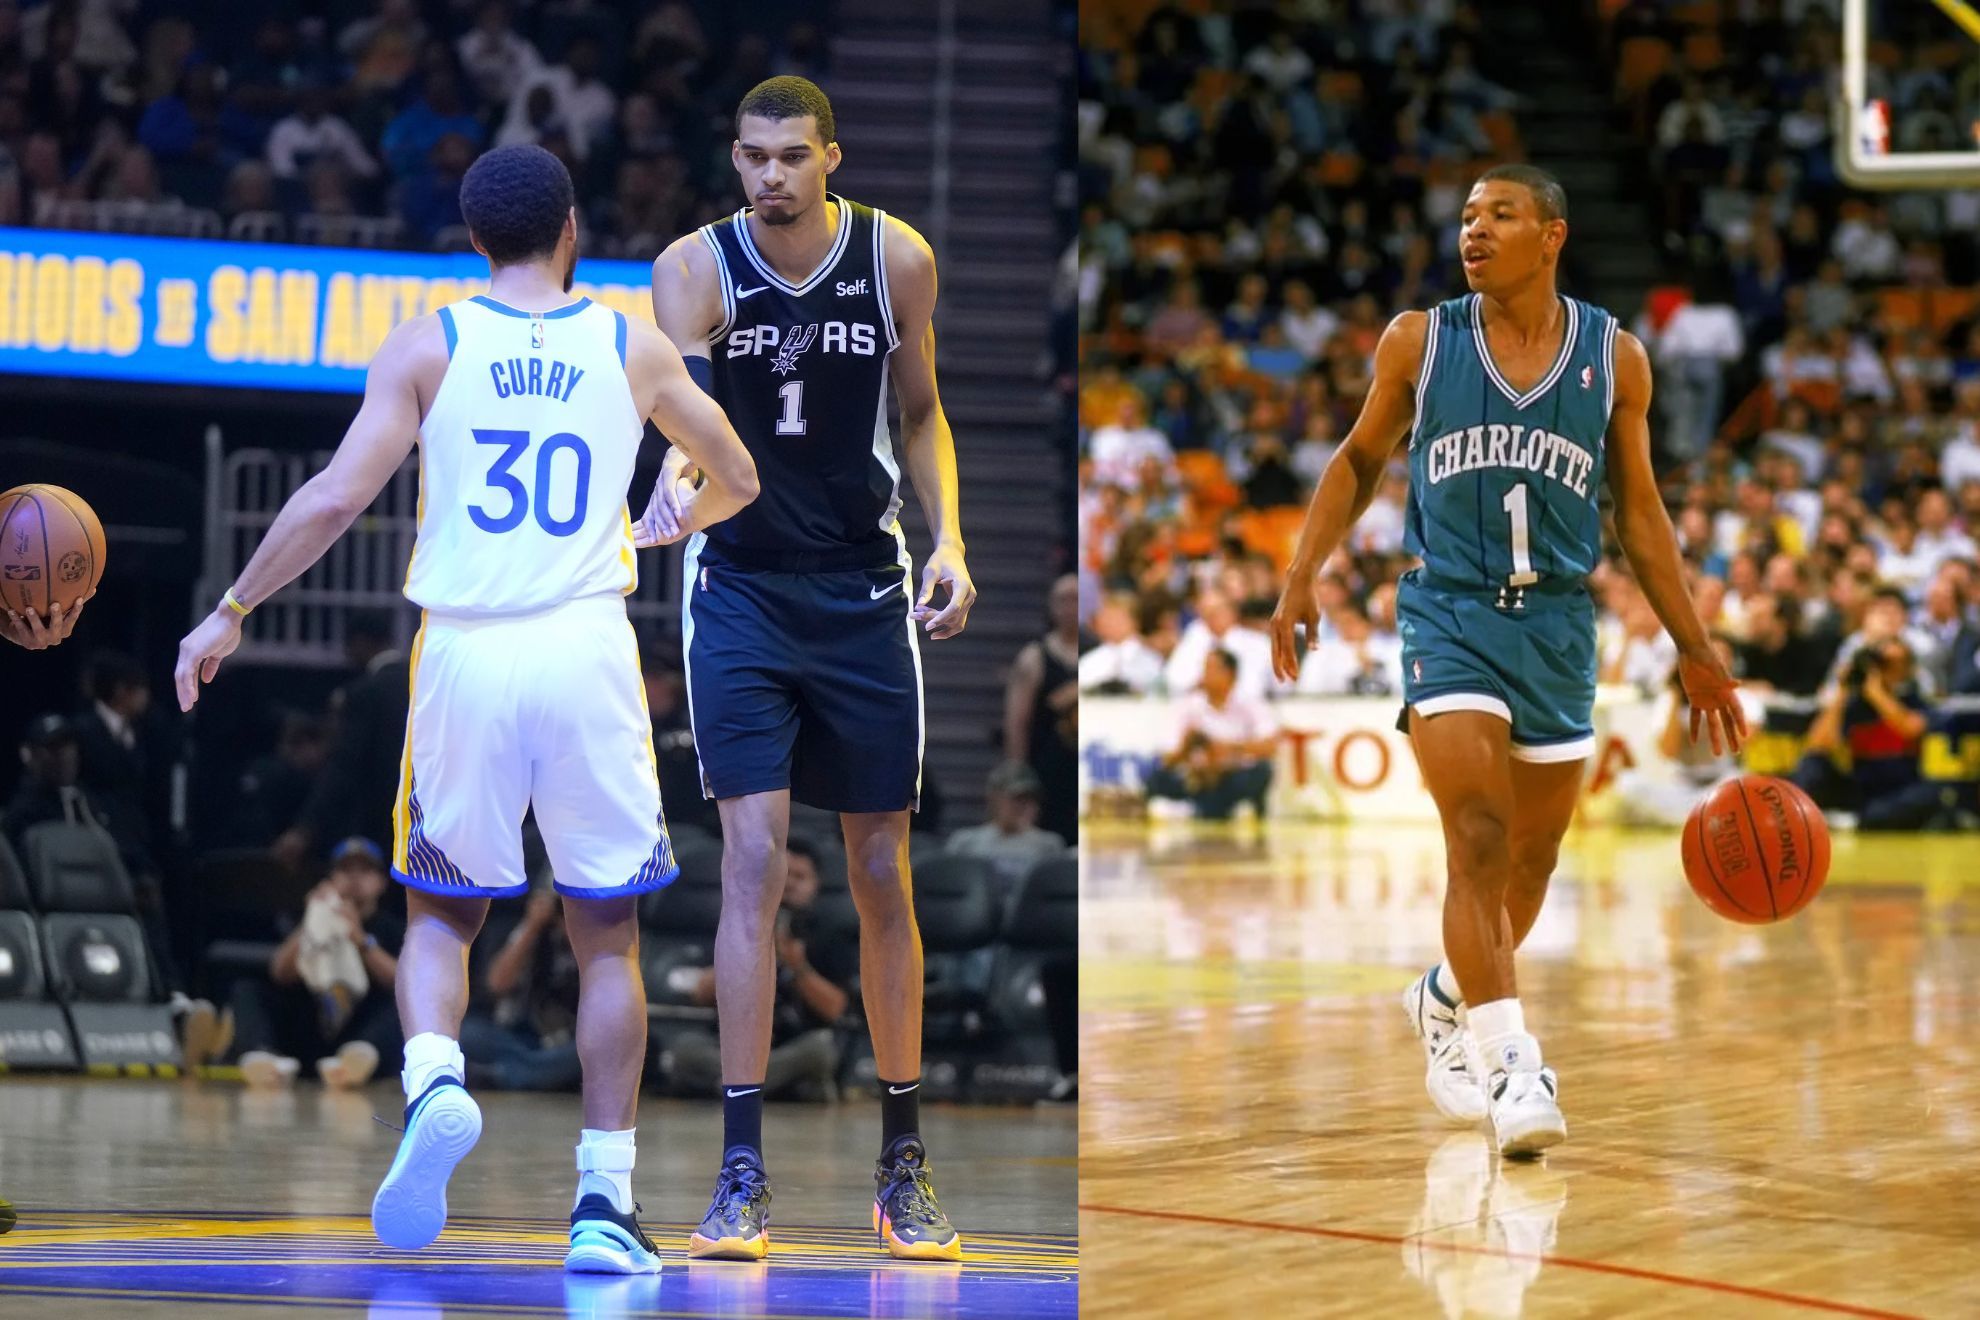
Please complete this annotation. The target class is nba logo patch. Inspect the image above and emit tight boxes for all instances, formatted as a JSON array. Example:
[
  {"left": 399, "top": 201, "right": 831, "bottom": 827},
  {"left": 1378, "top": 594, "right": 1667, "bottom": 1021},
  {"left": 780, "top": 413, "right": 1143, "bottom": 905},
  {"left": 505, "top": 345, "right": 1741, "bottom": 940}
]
[
  {"left": 531, "top": 315, "right": 546, "bottom": 350},
  {"left": 1580, "top": 365, "right": 1593, "bottom": 390},
  {"left": 1412, "top": 659, "right": 1421, "bottom": 682}
]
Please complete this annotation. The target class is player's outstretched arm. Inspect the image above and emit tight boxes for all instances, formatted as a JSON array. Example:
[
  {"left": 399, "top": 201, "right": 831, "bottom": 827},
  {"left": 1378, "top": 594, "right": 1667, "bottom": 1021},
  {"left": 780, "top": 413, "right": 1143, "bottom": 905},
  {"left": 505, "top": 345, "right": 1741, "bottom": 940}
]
[
  {"left": 885, "top": 217, "right": 974, "bottom": 640},
  {"left": 1606, "top": 328, "right": 1746, "bottom": 756},
  {"left": 1269, "top": 311, "right": 1426, "bottom": 682},
  {"left": 640, "top": 235, "right": 748, "bottom": 542},
  {"left": 628, "top": 318, "right": 758, "bottom": 546},
  {"left": 174, "top": 316, "right": 434, "bottom": 711}
]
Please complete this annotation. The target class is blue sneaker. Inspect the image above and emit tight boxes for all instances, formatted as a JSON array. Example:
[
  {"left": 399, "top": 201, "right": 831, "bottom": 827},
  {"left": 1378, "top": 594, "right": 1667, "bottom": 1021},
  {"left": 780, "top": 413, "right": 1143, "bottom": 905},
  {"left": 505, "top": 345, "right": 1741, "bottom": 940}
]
[
  {"left": 687, "top": 1146, "right": 771, "bottom": 1260},
  {"left": 566, "top": 1194, "right": 664, "bottom": 1274},
  {"left": 873, "top": 1139, "right": 963, "bottom": 1261},
  {"left": 370, "top": 1075, "right": 481, "bottom": 1249}
]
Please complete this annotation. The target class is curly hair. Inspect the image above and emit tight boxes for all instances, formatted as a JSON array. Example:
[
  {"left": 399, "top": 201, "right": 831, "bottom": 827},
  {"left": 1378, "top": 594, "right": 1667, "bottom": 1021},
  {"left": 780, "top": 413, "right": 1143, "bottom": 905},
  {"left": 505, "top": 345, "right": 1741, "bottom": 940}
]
[
  {"left": 735, "top": 75, "right": 836, "bottom": 146},
  {"left": 459, "top": 145, "right": 575, "bottom": 265}
]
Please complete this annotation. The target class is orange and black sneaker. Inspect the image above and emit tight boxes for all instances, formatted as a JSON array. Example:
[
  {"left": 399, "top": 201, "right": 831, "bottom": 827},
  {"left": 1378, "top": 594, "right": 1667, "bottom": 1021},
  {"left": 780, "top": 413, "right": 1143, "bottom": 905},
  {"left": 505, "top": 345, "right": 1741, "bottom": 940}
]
[
  {"left": 687, "top": 1147, "right": 771, "bottom": 1261},
  {"left": 873, "top": 1139, "right": 963, "bottom": 1261}
]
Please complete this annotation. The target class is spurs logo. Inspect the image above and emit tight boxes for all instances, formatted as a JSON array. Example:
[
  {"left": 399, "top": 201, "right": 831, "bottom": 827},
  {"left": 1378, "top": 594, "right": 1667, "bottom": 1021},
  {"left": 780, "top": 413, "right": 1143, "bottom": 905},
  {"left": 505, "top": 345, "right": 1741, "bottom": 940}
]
[{"left": 770, "top": 323, "right": 819, "bottom": 376}]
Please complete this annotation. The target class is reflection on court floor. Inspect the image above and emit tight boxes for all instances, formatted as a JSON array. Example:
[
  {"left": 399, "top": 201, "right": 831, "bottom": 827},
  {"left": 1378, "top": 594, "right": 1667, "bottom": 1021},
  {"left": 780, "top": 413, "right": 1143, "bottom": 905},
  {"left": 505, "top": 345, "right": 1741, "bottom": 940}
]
[
  {"left": 1081, "top": 822, "right": 1980, "bottom": 1319},
  {"left": 0, "top": 1087, "right": 1076, "bottom": 1319}
]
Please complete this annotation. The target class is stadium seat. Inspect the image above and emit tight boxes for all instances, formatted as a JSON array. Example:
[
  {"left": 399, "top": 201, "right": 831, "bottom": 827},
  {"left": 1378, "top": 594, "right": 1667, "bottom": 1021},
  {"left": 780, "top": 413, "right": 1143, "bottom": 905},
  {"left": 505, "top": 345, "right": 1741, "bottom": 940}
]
[
  {"left": 1003, "top": 854, "right": 1077, "bottom": 952},
  {"left": 0, "top": 910, "right": 46, "bottom": 1000},
  {"left": 23, "top": 821, "right": 137, "bottom": 915},
  {"left": 639, "top": 837, "right": 724, "bottom": 937},
  {"left": 0, "top": 836, "right": 31, "bottom": 911},
  {"left": 988, "top": 854, "right": 1077, "bottom": 1041},
  {"left": 910, "top": 855, "right": 1000, "bottom": 955},
  {"left": 41, "top": 913, "right": 152, "bottom": 1003}
]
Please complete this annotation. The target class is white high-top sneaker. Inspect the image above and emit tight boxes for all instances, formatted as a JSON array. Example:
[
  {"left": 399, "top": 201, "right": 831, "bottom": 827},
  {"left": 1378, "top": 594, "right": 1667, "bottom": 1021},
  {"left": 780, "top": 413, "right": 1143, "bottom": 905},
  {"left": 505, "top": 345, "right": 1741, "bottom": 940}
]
[
  {"left": 1401, "top": 970, "right": 1487, "bottom": 1124},
  {"left": 1483, "top": 1034, "right": 1566, "bottom": 1158}
]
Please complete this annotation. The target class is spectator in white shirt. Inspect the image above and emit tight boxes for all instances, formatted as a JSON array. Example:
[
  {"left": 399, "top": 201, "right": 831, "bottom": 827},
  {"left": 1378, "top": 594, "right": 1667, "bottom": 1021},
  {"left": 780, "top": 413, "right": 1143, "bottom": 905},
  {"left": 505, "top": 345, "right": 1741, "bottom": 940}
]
[
  {"left": 1600, "top": 591, "right": 1679, "bottom": 693},
  {"left": 1876, "top": 514, "right": 1938, "bottom": 600},
  {"left": 1146, "top": 650, "right": 1278, "bottom": 819},
  {"left": 1165, "top": 588, "right": 1274, "bottom": 700},
  {"left": 1296, "top": 605, "right": 1402, "bottom": 696},
  {"left": 1832, "top": 203, "right": 1902, "bottom": 284},
  {"left": 1079, "top": 597, "right": 1164, "bottom": 694},
  {"left": 1279, "top": 279, "right": 1339, "bottom": 360},
  {"left": 943, "top": 762, "right": 1065, "bottom": 888},
  {"left": 1915, "top": 487, "right": 1978, "bottom": 569},
  {"left": 1242, "top": 30, "right": 1314, "bottom": 94},
  {"left": 1657, "top": 80, "right": 1726, "bottom": 151},
  {"left": 1087, "top": 397, "right": 1173, "bottom": 490},
  {"left": 456, "top": 0, "right": 542, "bottom": 109},
  {"left": 266, "top": 85, "right": 378, "bottom": 180},
  {"left": 1645, "top": 288, "right": 1744, "bottom": 462},
  {"left": 502, "top": 36, "right": 617, "bottom": 159},
  {"left": 1941, "top": 380, "right": 1980, "bottom": 493}
]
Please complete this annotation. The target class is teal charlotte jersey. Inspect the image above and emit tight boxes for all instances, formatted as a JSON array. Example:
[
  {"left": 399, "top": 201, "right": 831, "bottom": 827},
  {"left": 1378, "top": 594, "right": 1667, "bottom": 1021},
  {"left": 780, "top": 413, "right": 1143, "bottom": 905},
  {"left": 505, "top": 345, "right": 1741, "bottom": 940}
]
[{"left": 1395, "top": 293, "right": 1620, "bottom": 761}]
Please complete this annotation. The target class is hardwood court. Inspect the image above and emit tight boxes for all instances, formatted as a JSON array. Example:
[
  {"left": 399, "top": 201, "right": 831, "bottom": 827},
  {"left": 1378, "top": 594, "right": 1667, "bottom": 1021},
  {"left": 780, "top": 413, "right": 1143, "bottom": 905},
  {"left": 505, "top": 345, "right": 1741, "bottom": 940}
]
[
  {"left": 1081, "top": 822, "right": 1980, "bottom": 1318},
  {"left": 0, "top": 1083, "right": 1076, "bottom": 1318}
]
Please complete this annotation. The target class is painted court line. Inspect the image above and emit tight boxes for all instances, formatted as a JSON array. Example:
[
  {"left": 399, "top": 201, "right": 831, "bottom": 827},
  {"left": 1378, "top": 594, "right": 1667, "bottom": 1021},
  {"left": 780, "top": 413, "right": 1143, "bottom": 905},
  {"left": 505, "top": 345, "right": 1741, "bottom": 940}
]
[{"left": 1078, "top": 1203, "right": 1917, "bottom": 1319}]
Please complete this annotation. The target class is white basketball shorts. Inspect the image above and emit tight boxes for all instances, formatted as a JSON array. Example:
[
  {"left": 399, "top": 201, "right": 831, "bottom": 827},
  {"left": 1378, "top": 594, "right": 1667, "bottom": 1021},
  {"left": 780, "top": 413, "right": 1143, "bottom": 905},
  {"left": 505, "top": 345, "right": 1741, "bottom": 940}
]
[{"left": 391, "top": 593, "right": 677, "bottom": 899}]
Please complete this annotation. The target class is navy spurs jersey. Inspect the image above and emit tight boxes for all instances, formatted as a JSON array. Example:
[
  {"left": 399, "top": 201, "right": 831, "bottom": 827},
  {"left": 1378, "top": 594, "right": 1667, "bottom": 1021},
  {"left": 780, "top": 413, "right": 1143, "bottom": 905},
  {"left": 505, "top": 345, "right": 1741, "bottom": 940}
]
[
  {"left": 1406, "top": 293, "right": 1618, "bottom": 594},
  {"left": 697, "top": 194, "right": 902, "bottom": 566}
]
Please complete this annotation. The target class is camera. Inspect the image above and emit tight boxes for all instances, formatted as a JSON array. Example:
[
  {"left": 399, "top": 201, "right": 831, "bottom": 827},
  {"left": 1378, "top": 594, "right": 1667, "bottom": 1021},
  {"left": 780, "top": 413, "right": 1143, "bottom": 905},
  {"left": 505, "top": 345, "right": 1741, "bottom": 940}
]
[{"left": 1844, "top": 646, "right": 1883, "bottom": 691}]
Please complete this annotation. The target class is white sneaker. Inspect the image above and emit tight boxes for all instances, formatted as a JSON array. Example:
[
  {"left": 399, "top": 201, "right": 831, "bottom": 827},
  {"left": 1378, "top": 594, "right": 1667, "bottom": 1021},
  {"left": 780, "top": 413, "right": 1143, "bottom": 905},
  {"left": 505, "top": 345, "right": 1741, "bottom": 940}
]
[
  {"left": 319, "top": 1041, "right": 381, "bottom": 1091},
  {"left": 371, "top": 1078, "right": 482, "bottom": 1249},
  {"left": 1485, "top": 1045, "right": 1566, "bottom": 1159},
  {"left": 240, "top": 1050, "right": 299, "bottom": 1090},
  {"left": 1402, "top": 972, "right": 1487, "bottom": 1124}
]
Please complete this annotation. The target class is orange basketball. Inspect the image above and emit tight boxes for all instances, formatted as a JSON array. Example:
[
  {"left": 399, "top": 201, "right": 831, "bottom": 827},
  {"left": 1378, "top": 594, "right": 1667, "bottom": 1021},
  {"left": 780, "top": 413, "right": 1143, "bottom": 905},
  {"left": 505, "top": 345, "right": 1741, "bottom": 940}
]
[
  {"left": 0, "top": 484, "right": 106, "bottom": 617},
  {"left": 1681, "top": 775, "right": 1830, "bottom": 924}
]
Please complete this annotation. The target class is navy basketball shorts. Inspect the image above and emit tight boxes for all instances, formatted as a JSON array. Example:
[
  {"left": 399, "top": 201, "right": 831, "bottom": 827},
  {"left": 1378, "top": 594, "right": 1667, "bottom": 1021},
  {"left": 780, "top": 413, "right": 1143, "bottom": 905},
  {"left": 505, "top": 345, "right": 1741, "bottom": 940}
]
[
  {"left": 1395, "top": 572, "right": 1598, "bottom": 763},
  {"left": 682, "top": 542, "right": 924, "bottom": 813}
]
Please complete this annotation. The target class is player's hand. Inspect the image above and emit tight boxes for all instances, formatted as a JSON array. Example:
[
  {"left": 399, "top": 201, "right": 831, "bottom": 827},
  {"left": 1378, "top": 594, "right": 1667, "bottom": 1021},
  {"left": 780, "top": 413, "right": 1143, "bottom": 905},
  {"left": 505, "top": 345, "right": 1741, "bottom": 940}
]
[
  {"left": 915, "top": 541, "right": 975, "bottom": 639},
  {"left": 3, "top": 591, "right": 93, "bottom": 649},
  {"left": 174, "top": 608, "right": 245, "bottom": 712},
  {"left": 635, "top": 447, "right": 700, "bottom": 547},
  {"left": 1678, "top": 646, "right": 1747, "bottom": 758},
  {"left": 1269, "top": 574, "right": 1317, "bottom": 683}
]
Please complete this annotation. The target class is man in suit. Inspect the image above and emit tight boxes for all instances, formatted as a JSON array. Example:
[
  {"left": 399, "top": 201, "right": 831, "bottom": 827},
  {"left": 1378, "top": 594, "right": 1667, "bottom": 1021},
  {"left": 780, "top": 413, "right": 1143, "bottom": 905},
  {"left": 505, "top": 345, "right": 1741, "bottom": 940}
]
[{"left": 272, "top": 611, "right": 411, "bottom": 870}]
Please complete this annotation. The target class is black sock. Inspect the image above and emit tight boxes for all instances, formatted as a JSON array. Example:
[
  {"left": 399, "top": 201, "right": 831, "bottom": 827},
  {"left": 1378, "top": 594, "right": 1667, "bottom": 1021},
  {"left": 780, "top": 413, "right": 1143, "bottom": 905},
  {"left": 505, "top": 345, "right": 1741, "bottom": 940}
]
[
  {"left": 879, "top": 1077, "right": 921, "bottom": 1155},
  {"left": 722, "top": 1083, "right": 764, "bottom": 1161}
]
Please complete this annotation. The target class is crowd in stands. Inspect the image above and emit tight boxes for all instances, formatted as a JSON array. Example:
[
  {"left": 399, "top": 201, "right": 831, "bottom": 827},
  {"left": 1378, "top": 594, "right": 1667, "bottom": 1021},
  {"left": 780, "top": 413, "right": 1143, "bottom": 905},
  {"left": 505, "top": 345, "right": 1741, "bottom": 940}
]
[
  {"left": 4, "top": 585, "right": 1077, "bottom": 1094},
  {"left": 1077, "top": 0, "right": 1980, "bottom": 830},
  {"left": 0, "top": 0, "right": 826, "bottom": 252}
]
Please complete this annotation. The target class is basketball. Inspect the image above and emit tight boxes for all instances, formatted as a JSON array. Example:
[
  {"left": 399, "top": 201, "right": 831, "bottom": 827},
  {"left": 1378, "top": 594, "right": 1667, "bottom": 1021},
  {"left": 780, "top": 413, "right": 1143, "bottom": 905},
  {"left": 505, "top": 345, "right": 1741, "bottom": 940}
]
[
  {"left": 1681, "top": 776, "right": 1831, "bottom": 924},
  {"left": 0, "top": 483, "right": 106, "bottom": 617}
]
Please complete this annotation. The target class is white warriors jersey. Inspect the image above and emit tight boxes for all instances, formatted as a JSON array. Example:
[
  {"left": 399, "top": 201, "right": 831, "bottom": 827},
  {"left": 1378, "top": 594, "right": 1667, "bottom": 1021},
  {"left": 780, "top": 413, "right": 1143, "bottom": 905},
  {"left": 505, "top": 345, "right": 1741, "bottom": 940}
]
[{"left": 403, "top": 294, "right": 642, "bottom": 616}]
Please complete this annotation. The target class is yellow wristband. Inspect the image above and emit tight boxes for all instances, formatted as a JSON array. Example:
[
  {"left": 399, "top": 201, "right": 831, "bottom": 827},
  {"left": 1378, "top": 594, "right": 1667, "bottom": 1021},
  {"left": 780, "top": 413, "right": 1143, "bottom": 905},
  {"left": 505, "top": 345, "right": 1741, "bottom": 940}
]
[{"left": 221, "top": 589, "right": 250, "bottom": 617}]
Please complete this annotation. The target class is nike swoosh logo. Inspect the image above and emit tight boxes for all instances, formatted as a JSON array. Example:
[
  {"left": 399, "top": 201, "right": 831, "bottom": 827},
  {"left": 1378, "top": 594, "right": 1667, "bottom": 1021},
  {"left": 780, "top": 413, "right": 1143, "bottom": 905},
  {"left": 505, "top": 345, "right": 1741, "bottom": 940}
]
[
  {"left": 870, "top": 581, "right": 903, "bottom": 600},
  {"left": 887, "top": 1084, "right": 918, "bottom": 1095},
  {"left": 736, "top": 286, "right": 770, "bottom": 300},
  {"left": 724, "top": 1087, "right": 761, "bottom": 1098}
]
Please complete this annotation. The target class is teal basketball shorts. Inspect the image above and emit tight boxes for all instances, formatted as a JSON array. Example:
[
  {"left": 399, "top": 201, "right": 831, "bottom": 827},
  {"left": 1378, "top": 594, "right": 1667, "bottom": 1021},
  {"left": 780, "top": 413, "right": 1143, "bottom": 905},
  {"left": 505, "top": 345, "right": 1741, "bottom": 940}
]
[{"left": 1394, "top": 571, "right": 1598, "bottom": 762}]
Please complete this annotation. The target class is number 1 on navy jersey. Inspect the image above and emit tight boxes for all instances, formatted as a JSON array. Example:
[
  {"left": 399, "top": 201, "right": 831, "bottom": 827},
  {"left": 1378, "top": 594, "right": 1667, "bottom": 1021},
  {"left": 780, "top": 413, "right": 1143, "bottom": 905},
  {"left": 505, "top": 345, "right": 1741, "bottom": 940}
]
[{"left": 776, "top": 381, "right": 807, "bottom": 436}]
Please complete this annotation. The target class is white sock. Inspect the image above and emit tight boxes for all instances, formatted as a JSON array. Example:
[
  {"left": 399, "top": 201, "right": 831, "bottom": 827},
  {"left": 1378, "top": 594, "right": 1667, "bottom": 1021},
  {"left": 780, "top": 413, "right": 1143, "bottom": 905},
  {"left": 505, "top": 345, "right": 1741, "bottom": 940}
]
[
  {"left": 1430, "top": 963, "right": 1465, "bottom": 1012},
  {"left": 1467, "top": 998, "right": 1541, "bottom": 1074},
  {"left": 401, "top": 1032, "right": 465, "bottom": 1099},
  {"left": 575, "top": 1127, "right": 636, "bottom": 1215}
]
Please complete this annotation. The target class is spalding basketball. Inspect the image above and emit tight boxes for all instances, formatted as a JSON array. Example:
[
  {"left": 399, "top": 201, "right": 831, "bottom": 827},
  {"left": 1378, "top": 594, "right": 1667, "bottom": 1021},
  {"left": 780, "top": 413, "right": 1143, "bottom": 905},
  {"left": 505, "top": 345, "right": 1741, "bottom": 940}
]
[
  {"left": 1681, "top": 775, "right": 1830, "bottom": 924},
  {"left": 0, "top": 484, "right": 105, "bottom": 617}
]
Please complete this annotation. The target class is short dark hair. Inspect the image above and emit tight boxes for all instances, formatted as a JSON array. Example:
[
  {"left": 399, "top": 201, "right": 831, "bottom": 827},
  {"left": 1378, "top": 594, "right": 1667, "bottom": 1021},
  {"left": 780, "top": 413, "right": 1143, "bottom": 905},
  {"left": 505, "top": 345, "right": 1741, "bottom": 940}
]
[
  {"left": 736, "top": 75, "right": 836, "bottom": 146},
  {"left": 1475, "top": 163, "right": 1568, "bottom": 223},
  {"left": 1872, "top": 585, "right": 1910, "bottom": 611},
  {"left": 85, "top": 651, "right": 147, "bottom": 703},
  {"left": 786, "top": 833, "right": 821, "bottom": 869},
  {"left": 1206, "top": 647, "right": 1238, "bottom": 675},
  {"left": 459, "top": 145, "right": 574, "bottom": 265}
]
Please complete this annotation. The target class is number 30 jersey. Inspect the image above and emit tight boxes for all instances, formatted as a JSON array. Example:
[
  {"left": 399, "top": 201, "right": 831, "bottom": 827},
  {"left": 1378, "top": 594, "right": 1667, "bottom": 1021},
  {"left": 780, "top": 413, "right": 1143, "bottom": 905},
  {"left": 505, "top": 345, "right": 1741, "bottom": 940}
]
[
  {"left": 697, "top": 195, "right": 904, "bottom": 565},
  {"left": 404, "top": 294, "right": 643, "bottom": 616},
  {"left": 1405, "top": 293, "right": 1617, "bottom": 595}
]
